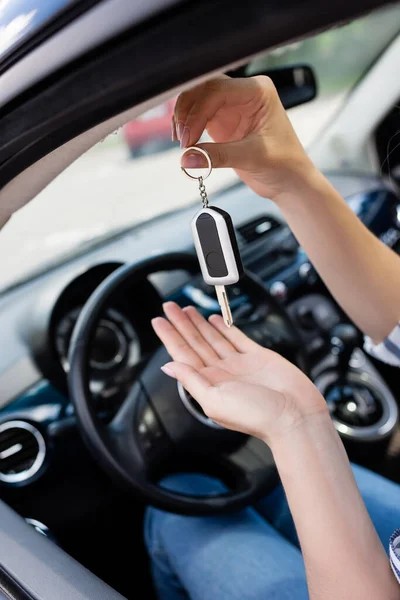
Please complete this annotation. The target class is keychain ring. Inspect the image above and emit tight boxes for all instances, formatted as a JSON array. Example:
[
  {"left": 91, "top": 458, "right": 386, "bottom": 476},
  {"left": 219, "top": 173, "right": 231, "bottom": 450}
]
[{"left": 181, "top": 146, "right": 212, "bottom": 180}]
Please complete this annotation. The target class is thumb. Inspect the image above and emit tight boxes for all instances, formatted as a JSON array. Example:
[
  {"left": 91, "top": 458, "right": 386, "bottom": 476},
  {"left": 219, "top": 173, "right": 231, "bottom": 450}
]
[{"left": 181, "top": 140, "right": 250, "bottom": 171}]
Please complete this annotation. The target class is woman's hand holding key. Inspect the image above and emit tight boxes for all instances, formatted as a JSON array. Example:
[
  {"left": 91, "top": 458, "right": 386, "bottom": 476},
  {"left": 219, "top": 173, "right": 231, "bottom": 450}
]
[{"left": 175, "top": 75, "right": 319, "bottom": 203}]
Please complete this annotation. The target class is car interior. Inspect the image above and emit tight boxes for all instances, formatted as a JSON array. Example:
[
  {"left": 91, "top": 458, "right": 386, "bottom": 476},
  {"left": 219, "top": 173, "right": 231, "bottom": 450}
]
[{"left": 1, "top": 0, "right": 400, "bottom": 598}]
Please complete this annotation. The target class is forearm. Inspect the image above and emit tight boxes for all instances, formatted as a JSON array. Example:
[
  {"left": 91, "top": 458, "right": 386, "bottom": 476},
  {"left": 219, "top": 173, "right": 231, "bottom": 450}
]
[
  {"left": 269, "top": 411, "right": 399, "bottom": 600},
  {"left": 276, "top": 168, "right": 400, "bottom": 342}
]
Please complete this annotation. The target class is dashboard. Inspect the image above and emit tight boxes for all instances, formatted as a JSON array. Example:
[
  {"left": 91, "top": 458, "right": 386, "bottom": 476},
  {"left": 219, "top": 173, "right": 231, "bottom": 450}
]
[{"left": 0, "top": 171, "right": 399, "bottom": 490}]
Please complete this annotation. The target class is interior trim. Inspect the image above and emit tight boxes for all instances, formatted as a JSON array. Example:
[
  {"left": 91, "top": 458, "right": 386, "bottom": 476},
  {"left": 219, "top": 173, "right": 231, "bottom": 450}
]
[
  {"left": 0, "top": 358, "right": 41, "bottom": 409},
  {"left": 0, "top": 0, "right": 183, "bottom": 109},
  {"left": 0, "top": 0, "right": 101, "bottom": 77},
  {"left": 0, "top": 500, "right": 126, "bottom": 599},
  {"left": 0, "top": 0, "right": 393, "bottom": 230},
  {"left": 0, "top": 565, "right": 36, "bottom": 600}
]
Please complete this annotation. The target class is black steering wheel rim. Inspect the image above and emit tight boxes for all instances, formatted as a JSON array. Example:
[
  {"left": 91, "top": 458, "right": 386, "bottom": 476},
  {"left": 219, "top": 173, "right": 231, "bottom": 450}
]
[{"left": 68, "top": 252, "right": 307, "bottom": 514}]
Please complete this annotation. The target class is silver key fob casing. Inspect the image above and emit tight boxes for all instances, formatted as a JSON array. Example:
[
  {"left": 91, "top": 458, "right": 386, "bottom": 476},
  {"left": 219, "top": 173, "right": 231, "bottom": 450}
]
[{"left": 191, "top": 206, "right": 244, "bottom": 286}]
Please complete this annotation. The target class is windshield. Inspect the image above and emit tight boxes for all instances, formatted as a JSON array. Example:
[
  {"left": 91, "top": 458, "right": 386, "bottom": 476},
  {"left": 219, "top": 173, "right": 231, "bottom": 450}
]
[
  {"left": 0, "top": 4, "right": 400, "bottom": 293},
  {"left": 0, "top": 0, "right": 74, "bottom": 59}
]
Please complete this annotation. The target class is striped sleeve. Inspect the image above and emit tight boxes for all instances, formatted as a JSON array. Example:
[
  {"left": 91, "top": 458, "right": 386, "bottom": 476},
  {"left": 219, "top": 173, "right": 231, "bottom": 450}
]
[
  {"left": 390, "top": 529, "right": 400, "bottom": 583},
  {"left": 365, "top": 328, "right": 400, "bottom": 583},
  {"left": 364, "top": 323, "right": 400, "bottom": 367}
]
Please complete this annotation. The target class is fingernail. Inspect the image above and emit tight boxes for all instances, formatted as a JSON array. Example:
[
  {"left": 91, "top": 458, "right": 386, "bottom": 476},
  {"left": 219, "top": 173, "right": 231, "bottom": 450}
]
[
  {"left": 151, "top": 317, "right": 163, "bottom": 328},
  {"left": 171, "top": 118, "right": 178, "bottom": 142},
  {"left": 177, "top": 121, "right": 184, "bottom": 141},
  {"left": 180, "top": 126, "right": 190, "bottom": 148},
  {"left": 161, "top": 364, "right": 176, "bottom": 378},
  {"left": 162, "top": 301, "right": 175, "bottom": 310},
  {"left": 181, "top": 152, "right": 205, "bottom": 169}
]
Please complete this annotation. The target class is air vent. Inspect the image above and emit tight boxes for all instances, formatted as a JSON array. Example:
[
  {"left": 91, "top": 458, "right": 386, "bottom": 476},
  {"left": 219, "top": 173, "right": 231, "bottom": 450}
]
[
  {"left": 237, "top": 216, "right": 280, "bottom": 244},
  {"left": 0, "top": 421, "right": 46, "bottom": 484}
]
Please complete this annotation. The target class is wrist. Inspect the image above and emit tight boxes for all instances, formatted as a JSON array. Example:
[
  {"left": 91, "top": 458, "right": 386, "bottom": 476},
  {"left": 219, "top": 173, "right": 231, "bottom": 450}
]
[
  {"left": 271, "top": 159, "right": 327, "bottom": 206},
  {"left": 265, "top": 401, "right": 332, "bottom": 452}
]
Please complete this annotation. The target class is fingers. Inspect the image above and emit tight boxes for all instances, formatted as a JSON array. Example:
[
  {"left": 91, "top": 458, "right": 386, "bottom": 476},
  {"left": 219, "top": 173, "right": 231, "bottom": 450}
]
[
  {"left": 161, "top": 362, "right": 214, "bottom": 405},
  {"left": 162, "top": 302, "right": 221, "bottom": 366},
  {"left": 174, "top": 76, "right": 228, "bottom": 142},
  {"left": 182, "top": 305, "right": 235, "bottom": 358},
  {"left": 151, "top": 316, "right": 204, "bottom": 370},
  {"left": 175, "top": 75, "right": 273, "bottom": 148},
  {"left": 171, "top": 116, "right": 178, "bottom": 142},
  {"left": 201, "top": 365, "right": 232, "bottom": 385},
  {"left": 181, "top": 139, "right": 254, "bottom": 170},
  {"left": 208, "top": 314, "right": 259, "bottom": 353},
  {"left": 176, "top": 87, "right": 227, "bottom": 148},
  {"left": 153, "top": 299, "right": 259, "bottom": 371}
]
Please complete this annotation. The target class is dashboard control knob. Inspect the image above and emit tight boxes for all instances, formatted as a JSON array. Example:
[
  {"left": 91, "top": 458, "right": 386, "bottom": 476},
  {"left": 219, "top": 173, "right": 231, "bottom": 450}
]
[
  {"left": 299, "top": 262, "right": 317, "bottom": 285},
  {"left": 296, "top": 305, "right": 315, "bottom": 330},
  {"left": 330, "top": 323, "right": 362, "bottom": 382},
  {"left": 269, "top": 281, "right": 287, "bottom": 302}
]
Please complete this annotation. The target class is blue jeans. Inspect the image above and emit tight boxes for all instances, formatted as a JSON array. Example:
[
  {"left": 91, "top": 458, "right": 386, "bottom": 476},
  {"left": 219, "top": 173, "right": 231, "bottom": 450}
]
[{"left": 144, "top": 464, "right": 400, "bottom": 599}]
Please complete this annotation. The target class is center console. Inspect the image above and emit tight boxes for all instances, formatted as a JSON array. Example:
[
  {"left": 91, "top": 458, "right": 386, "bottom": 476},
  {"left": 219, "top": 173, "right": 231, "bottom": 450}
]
[
  {"left": 286, "top": 293, "right": 398, "bottom": 445},
  {"left": 241, "top": 182, "right": 400, "bottom": 449},
  {"left": 313, "top": 324, "right": 398, "bottom": 444}
]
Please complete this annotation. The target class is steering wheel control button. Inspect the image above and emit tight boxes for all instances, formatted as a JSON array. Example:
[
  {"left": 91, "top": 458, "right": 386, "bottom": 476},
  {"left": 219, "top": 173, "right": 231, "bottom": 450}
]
[
  {"left": 296, "top": 305, "right": 315, "bottom": 330},
  {"left": 136, "top": 398, "right": 169, "bottom": 458}
]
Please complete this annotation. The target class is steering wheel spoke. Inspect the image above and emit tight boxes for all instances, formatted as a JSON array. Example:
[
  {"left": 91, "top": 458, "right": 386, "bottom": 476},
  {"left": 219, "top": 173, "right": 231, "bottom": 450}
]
[
  {"left": 109, "top": 380, "right": 172, "bottom": 475},
  {"left": 217, "top": 436, "right": 280, "bottom": 499}
]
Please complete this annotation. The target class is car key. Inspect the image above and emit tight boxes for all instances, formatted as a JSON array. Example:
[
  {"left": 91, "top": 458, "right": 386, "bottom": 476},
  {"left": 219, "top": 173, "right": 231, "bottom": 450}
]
[
  {"left": 181, "top": 147, "right": 244, "bottom": 327},
  {"left": 191, "top": 206, "right": 244, "bottom": 326}
]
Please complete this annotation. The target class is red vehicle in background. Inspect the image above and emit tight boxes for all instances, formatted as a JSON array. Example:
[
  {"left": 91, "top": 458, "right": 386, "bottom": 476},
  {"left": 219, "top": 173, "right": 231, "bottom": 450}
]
[{"left": 123, "top": 98, "right": 176, "bottom": 158}]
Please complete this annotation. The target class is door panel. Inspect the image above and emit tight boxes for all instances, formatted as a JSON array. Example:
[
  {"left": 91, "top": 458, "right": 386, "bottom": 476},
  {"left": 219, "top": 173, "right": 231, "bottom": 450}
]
[{"left": 0, "top": 500, "right": 126, "bottom": 600}]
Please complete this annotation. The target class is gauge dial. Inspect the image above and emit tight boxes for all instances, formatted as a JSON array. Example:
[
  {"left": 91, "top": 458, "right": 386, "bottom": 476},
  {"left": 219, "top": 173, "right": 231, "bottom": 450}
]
[{"left": 55, "top": 307, "right": 140, "bottom": 375}]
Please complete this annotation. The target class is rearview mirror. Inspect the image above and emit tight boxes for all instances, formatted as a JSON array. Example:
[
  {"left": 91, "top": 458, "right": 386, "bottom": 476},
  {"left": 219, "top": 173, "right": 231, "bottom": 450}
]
[{"left": 226, "top": 64, "right": 317, "bottom": 110}]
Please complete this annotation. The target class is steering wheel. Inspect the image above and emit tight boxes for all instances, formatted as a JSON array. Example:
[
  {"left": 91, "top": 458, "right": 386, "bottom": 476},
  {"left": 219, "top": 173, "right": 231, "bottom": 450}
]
[{"left": 68, "top": 253, "right": 307, "bottom": 515}]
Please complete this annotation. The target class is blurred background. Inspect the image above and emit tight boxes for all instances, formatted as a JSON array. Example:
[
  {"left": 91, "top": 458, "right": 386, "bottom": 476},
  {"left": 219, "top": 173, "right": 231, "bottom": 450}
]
[{"left": 0, "top": 3, "right": 399, "bottom": 292}]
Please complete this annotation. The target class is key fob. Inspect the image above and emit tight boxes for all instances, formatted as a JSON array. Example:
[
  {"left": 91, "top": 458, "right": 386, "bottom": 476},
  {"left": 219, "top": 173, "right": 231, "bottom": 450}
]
[{"left": 191, "top": 206, "right": 244, "bottom": 286}]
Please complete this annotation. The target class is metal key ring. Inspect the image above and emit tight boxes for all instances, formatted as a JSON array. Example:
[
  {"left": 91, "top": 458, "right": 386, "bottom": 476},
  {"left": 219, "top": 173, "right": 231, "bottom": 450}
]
[{"left": 181, "top": 146, "right": 212, "bottom": 180}]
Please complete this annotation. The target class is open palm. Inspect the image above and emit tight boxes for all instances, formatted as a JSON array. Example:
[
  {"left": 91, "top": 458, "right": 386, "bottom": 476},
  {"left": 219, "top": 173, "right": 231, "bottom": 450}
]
[{"left": 152, "top": 302, "right": 325, "bottom": 442}]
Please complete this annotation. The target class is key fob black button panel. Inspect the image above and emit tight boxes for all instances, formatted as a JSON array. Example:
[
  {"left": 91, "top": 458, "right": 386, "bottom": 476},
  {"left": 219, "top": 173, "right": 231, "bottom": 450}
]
[
  {"left": 196, "top": 213, "right": 228, "bottom": 278},
  {"left": 205, "top": 251, "right": 226, "bottom": 272},
  {"left": 192, "top": 206, "right": 244, "bottom": 286}
]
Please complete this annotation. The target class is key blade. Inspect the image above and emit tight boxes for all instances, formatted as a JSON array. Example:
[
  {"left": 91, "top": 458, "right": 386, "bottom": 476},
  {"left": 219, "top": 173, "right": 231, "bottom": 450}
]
[{"left": 215, "top": 285, "right": 233, "bottom": 328}]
